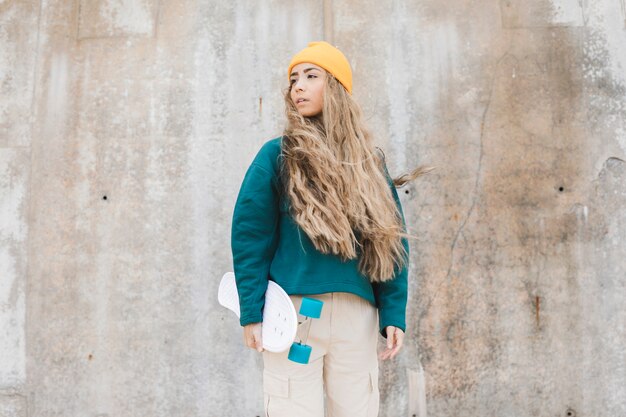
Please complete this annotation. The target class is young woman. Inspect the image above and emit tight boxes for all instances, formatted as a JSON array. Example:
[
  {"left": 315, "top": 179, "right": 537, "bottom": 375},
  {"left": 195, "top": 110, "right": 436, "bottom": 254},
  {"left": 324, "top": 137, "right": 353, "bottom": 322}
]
[{"left": 231, "top": 41, "right": 429, "bottom": 417}]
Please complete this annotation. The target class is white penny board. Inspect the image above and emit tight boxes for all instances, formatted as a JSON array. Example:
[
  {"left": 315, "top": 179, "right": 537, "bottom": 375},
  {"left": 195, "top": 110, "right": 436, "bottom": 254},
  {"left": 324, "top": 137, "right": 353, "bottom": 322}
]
[{"left": 218, "top": 272, "right": 298, "bottom": 353}]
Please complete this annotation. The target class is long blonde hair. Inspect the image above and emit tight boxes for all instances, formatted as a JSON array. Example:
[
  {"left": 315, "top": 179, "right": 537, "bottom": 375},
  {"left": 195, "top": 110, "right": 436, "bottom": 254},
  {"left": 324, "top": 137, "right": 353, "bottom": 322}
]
[{"left": 280, "top": 72, "right": 432, "bottom": 283}]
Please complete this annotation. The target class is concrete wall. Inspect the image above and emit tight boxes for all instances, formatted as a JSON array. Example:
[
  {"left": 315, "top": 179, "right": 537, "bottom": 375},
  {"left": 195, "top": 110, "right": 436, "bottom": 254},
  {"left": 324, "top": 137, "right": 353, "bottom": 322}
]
[{"left": 1, "top": 0, "right": 625, "bottom": 416}]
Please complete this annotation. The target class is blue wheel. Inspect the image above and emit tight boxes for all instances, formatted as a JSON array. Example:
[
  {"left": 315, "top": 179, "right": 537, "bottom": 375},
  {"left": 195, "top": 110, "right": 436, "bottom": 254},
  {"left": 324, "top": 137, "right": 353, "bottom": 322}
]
[
  {"left": 300, "top": 297, "right": 323, "bottom": 319},
  {"left": 288, "top": 342, "right": 312, "bottom": 364}
]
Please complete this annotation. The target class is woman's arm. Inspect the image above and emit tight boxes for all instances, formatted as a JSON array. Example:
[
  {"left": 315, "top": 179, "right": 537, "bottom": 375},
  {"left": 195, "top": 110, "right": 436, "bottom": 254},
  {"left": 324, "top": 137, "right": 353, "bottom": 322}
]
[
  {"left": 371, "top": 152, "right": 410, "bottom": 339},
  {"left": 231, "top": 161, "right": 280, "bottom": 327}
]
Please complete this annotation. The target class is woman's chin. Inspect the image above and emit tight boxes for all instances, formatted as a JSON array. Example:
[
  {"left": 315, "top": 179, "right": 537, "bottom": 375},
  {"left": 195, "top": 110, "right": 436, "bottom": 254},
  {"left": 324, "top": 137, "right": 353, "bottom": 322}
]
[{"left": 298, "top": 110, "right": 322, "bottom": 118}]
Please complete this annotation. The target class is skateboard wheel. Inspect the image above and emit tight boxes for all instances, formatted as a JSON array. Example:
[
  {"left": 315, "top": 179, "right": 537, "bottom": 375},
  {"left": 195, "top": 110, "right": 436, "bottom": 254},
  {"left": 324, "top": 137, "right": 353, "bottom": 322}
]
[
  {"left": 288, "top": 342, "right": 312, "bottom": 364},
  {"left": 300, "top": 297, "right": 323, "bottom": 319}
]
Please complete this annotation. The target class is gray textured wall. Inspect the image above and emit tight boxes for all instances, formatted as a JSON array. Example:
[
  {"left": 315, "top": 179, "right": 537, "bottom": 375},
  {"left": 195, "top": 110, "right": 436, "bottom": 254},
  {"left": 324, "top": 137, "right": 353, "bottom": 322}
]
[{"left": 1, "top": 1, "right": 625, "bottom": 416}]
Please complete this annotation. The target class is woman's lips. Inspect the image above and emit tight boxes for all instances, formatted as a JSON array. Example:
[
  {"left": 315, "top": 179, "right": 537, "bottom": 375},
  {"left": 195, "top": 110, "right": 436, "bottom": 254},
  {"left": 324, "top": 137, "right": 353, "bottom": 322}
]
[{"left": 296, "top": 99, "right": 308, "bottom": 105}]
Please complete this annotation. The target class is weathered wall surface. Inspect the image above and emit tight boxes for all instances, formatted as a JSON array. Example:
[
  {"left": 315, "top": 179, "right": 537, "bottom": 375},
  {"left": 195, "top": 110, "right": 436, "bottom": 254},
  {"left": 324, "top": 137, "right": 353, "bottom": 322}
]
[{"left": 0, "top": 0, "right": 625, "bottom": 416}]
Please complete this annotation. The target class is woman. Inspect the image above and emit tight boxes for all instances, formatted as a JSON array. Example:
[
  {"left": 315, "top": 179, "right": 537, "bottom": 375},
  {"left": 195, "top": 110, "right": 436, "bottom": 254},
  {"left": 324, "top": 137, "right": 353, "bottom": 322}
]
[{"left": 231, "top": 41, "right": 429, "bottom": 417}]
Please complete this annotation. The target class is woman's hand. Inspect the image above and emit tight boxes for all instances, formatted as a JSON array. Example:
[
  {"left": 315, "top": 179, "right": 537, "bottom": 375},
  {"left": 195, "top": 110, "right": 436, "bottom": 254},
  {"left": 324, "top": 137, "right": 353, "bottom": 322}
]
[
  {"left": 243, "top": 322, "right": 264, "bottom": 352},
  {"left": 378, "top": 326, "right": 404, "bottom": 361}
]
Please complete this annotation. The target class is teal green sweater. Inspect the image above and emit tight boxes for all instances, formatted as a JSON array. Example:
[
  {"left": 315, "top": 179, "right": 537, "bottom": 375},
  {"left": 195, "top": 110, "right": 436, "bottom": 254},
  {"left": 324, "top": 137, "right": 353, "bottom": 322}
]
[{"left": 230, "top": 136, "right": 409, "bottom": 339}]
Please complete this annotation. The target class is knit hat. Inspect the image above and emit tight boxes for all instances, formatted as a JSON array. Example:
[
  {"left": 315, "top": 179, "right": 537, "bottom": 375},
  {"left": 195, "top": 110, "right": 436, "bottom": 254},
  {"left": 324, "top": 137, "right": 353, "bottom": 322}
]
[{"left": 287, "top": 41, "right": 353, "bottom": 95}]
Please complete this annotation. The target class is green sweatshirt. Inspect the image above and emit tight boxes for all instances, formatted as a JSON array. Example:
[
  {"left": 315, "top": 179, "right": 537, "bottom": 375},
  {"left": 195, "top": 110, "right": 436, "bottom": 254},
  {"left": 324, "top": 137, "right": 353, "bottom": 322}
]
[{"left": 230, "top": 136, "right": 409, "bottom": 339}]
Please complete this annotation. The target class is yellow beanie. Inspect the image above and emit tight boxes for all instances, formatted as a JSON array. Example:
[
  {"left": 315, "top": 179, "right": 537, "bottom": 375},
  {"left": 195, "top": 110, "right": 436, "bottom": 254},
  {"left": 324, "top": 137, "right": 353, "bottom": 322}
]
[{"left": 287, "top": 41, "right": 353, "bottom": 95}]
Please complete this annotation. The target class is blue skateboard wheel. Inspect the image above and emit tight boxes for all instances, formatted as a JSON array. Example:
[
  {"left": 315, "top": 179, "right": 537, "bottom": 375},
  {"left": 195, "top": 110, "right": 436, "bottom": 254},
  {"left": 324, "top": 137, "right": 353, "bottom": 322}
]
[
  {"left": 300, "top": 297, "right": 323, "bottom": 318},
  {"left": 288, "top": 343, "right": 312, "bottom": 364}
]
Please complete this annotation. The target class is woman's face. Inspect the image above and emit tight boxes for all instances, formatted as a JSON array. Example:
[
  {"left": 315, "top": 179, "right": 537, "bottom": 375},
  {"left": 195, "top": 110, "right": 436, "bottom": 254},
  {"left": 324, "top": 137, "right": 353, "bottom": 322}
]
[{"left": 289, "top": 62, "right": 326, "bottom": 117}]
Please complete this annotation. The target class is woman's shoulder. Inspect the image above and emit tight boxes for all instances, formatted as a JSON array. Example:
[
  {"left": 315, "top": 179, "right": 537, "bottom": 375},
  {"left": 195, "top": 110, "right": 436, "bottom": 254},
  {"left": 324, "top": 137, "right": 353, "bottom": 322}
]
[
  {"left": 259, "top": 135, "right": 283, "bottom": 157},
  {"left": 251, "top": 135, "right": 284, "bottom": 174}
]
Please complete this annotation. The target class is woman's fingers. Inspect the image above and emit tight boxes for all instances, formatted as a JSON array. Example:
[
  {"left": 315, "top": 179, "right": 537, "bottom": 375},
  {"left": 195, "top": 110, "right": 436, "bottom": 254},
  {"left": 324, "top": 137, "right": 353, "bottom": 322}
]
[
  {"left": 387, "top": 326, "right": 396, "bottom": 349},
  {"left": 388, "top": 331, "right": 404, "bottom": 359},
  {"left": 243, "top": 323, "right": 264, "bottom": 352},
  {"left": 395, "top": 330, "right": 404, "bottom": 347},
  {"left": 379, "top": 326, "right": 404, "bottom": 360},
  {"left": 379, "top": 344, "right": 402, "bottom": 360},
  {"left": 253, "top": 324, "right": 264, "bottom": 352}
]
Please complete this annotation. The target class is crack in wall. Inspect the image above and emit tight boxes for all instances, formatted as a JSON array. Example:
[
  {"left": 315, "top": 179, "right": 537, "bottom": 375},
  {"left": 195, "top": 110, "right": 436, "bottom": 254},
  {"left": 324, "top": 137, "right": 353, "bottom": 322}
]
[{"left": 420, "top": 52, "right": 510, "bottom": 318}]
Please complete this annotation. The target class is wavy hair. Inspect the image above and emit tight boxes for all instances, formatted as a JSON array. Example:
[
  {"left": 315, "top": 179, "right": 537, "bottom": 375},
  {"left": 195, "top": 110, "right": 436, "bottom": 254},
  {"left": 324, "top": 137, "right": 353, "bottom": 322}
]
[{"left": 280, "top": 71, "right": 433, "bottom": 283}]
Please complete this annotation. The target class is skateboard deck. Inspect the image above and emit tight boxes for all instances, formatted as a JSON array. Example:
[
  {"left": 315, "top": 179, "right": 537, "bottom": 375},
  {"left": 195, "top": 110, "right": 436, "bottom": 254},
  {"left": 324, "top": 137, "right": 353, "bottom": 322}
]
[{"left": 218, "top": 272, "right": 298, "bottom": 353}]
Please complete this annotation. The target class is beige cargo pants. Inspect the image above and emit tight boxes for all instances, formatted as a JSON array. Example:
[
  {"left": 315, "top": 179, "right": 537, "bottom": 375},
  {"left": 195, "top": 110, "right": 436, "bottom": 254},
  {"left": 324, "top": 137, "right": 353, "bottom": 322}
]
[{"left": 262, "top": 291, "right": 379, "bottom": 417}]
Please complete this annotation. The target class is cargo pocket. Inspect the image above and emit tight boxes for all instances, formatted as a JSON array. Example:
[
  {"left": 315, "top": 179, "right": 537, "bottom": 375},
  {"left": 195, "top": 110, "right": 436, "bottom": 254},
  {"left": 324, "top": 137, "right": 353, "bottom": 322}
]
[
  {"left": 366, "top": 368, "right": 380, "bottom": 417},
  {"left": 263, "top": 369, "right": 289, "bottom": 417}
]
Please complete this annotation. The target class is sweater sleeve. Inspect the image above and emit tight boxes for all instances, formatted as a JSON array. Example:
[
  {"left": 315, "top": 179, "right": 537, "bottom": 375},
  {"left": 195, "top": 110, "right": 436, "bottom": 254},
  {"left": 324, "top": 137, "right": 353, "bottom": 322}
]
[
  {"left": 372, "top": 157, "right": 410, "bottom": 339},
  {"left": 231, "top": 161, "right": 280, "bottom": 327}
]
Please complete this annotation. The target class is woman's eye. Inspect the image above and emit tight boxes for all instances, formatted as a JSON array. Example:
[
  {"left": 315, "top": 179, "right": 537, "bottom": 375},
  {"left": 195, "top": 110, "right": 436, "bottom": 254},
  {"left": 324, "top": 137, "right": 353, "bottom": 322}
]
[
  {"left": 308, "top": 74, "right": 316, "bottom": 78},
  {"left": 290, "top": 79, "right": 296, "bottom": 84}
]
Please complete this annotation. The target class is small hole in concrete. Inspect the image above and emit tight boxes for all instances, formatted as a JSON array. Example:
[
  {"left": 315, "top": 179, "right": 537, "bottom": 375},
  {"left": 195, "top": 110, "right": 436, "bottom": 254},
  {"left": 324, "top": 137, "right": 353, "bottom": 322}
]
[
  {"left": 558, "top": 187, "right": 564, "bottom": 192},
  {"left": 102, "top": 195, "right": 107, "bottom": 200},
  {"left": 405, "top": 190, "right": 409, "bottom": 194}
]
